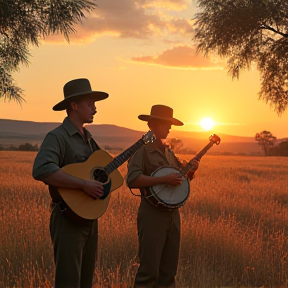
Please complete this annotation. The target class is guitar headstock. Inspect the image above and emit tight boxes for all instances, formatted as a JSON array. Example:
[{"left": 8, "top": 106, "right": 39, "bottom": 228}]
[
  {"left": 142, "top": 130, "right": 156, "bottom": 144},
  {"left": 209, "top": 134, "right": 221, "bottom": 145}
]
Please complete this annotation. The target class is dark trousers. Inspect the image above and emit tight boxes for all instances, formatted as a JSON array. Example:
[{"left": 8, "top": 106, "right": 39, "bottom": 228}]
[
  {"left": 50, "top": 205, "right": 98, "bottom": 288},
  {"left": 134, "top": 199, "right": 181, "bottom": 288}
]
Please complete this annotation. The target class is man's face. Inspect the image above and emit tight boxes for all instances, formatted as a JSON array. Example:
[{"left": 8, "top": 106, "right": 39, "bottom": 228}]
[
  {"left": 73, "top": 96, "right": 97, "bottom": 123},
  {"left": 149, "top": 119, "right": 172, "bottom": 140}
]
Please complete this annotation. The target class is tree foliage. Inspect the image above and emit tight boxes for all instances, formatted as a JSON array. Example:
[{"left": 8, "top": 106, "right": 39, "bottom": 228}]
[
  {"left": 0, "top": 0, "right": 96, "bottom": 104},
  {"left": 170, "top": 138, "right": 184, "bottom": 152},
  {"left": 255, "top": 130, "right": 276, "bottom": 156},
  {"left": 193, "top": 0, "right": 288, "bottom": 114},
  {"left": 269, "top": 140, "right": 288, "bottom": 156}
]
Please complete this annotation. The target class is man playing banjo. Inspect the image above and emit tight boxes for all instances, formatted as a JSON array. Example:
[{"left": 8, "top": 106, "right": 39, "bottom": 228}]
[{"left": 126, "top": 104, "right": 199, "bottom": 288}]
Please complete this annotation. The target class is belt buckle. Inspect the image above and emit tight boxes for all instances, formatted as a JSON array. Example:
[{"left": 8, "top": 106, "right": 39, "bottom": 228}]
[{"left": 58, "top": 201, "right": 67, "bottom": 212}]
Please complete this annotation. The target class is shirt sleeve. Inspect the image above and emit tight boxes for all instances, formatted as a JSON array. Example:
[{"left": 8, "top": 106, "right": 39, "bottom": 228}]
[
  {"left": 126, "top": 146, "right": 145, "bottom": 187},
  {"left": 32, "top": 133, "right": 64, "bottom": 180}
]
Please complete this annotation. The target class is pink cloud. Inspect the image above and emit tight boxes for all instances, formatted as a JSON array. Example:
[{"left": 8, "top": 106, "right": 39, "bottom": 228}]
[
  {"left": 131, "top": 45, "right": 223, "bottom": 68},
  {"left": 44, "top": 0, "right": 194, "bottom": 42}
]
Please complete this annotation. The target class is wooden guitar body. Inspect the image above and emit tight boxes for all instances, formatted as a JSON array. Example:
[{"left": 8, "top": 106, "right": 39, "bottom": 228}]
[{"left": 59, "top": 150, "right": 123, "bottom": 220}]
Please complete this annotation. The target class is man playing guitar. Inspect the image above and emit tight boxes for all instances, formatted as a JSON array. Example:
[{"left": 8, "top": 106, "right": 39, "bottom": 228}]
[{"left": 33, "top": 78, "right": 107, "bottom": 288}]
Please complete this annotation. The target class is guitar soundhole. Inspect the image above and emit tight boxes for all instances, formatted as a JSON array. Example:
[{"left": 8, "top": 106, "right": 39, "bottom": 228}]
[{"left": 93, "top": 169, "right": 108, "bottom": 184}]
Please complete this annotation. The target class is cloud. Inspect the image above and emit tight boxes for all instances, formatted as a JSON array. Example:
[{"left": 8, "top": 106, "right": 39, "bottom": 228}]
[
  {"left": 140, "top": 0, "right": 191, "bottom": 10},
  {"left": 45, "top": 0, "right": 194, "bottom": 43},
  {"left": 131, "top": 45, "right": 224, "bottom": 69}
]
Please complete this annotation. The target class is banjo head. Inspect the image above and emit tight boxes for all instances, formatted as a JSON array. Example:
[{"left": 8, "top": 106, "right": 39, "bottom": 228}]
[{"left": 150, "top": 166, "right": 190, "bottom": 207}]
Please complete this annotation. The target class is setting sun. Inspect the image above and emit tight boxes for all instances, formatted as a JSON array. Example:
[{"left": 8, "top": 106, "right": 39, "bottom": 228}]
[{"left": 200, "top": 117, "right": 215, "bottom": 131}]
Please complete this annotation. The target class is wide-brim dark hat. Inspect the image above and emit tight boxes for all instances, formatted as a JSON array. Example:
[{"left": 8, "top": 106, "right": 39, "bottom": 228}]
[
  {"left": 53, "top": 78, "right": 109, "bottom": 111},
  {"left": 138, "top": 104, "right": 183, "bottom": 126}
]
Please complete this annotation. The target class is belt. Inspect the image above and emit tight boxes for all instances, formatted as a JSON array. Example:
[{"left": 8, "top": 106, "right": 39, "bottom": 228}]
[
  {"left": 51, "top": 201, "right": 95, "bottom": 225},
  {"left": 50, "top": 200, "right": 68, "bottom": 212},
  {"left": 58, "top": 200, "right": 69, "bottom": 212}
]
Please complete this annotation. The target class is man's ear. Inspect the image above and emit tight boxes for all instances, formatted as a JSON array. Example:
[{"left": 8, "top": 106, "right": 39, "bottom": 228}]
[{"left": 70, "top": 101, "right": 78, "bottom": 110}]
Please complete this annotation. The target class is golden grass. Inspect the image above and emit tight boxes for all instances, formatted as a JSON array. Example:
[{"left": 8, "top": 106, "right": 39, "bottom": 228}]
[{"left": 1, "top": 152, "right": 288, "bottom": 288}]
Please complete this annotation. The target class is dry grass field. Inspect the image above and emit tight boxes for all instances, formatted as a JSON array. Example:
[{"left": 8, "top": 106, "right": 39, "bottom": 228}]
[{"left": 1, "top": 151, "right": 288, "bottom": 288}]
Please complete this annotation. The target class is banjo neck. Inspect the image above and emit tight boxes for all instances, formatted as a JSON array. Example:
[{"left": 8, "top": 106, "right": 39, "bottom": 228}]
[{"left": 181, "top": 134, "right": 221, "bottom": 176}]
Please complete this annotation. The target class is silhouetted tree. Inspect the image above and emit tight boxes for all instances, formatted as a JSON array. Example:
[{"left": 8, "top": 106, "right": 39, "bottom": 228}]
[
  {"left": 193, "top": 0, "right": 288, "bottom": 114},
  {"left": 170, "top": 138, "right": 183, "bottom": 152},
  {"left": 255, "top": 131, "right": 276, "bottom": 156},
  {"left": 18, "top": 143, "right": 39, "bottom": 151},
  {"left": 0, "top": 0, "right": 96, "bottom": 104},
  {"left": 269, "top": 140, "right": 288, "bottom": 156}
]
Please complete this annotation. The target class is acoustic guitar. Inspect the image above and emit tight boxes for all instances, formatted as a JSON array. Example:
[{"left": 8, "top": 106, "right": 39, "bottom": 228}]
[{"left": 49, "top": 130, "right": 155, "bottom": 221}]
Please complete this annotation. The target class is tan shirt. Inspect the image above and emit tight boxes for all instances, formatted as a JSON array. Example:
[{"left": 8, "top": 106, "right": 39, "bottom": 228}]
[{"left": 126, "top": 140, "right": 182, "bottom": 187}]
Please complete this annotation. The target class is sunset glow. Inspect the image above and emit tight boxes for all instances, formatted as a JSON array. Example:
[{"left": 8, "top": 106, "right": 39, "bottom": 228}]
[
  {"left": 0, "top": 0, "right": 287, "bottom": 138},
  {"left": 200, "top": 117, "right": 215, "bottom": 131}
]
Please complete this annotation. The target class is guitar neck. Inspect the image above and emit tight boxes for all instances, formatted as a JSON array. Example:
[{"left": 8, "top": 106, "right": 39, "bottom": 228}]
[
  {"left": 182, "top": 141, "right": 215, "bottom": 175},
  {"left": 104, "top": 138, "right": 145, "bottom": 175}
]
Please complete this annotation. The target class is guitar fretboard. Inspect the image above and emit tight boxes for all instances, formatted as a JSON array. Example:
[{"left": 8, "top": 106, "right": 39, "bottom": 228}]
[{"left": 104, "top": 139, "right": 145, "bottom": 175}]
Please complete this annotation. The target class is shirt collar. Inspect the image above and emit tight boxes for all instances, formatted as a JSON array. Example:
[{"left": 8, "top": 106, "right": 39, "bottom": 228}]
[
  {"left": 146, "top": 139, "right": 169, "bottom": 154},
  {"left": 62, "top": 117, "right": 92, "bottom": 139}
]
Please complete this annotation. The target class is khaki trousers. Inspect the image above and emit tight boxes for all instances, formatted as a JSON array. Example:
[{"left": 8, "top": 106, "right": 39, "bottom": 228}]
[
  {"left": 134, "top": 199, "right": 180, "bottom": 288},
  {"left": 50, "top": 205, "right": 98, "bottom": 288}
]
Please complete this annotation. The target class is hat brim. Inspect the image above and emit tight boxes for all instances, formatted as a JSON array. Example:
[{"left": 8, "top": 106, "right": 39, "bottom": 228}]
[
  {"left": 138, "top": 115, "right": 183, "bottom": 126},
  {"left": 53, "top": 91, "right": 108, "bottom": 111}
]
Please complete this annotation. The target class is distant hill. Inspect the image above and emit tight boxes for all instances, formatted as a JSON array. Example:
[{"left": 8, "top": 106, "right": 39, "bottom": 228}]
[
  {"left": 0, "top": 119, "right": 146, "bottom": 148},
  {"left": 0, "top": 119, "right": 261, "bottom": 155}
]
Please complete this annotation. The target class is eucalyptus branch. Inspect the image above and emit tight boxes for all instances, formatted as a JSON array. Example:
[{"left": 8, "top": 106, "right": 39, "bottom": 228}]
[{"left": 259, "top": 24, "right": 288, "bottom": 38}]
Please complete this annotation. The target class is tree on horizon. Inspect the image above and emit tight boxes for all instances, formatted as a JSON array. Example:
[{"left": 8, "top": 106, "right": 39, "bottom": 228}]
[
  {"left": 193, "top": 0, "right": 288, "bottom": 114},
  {"left": 255, "top": 130, "right": 276, "bottom": 156},
  {"left": 0, "top": 0, "right": 96, "bottom": 105}
]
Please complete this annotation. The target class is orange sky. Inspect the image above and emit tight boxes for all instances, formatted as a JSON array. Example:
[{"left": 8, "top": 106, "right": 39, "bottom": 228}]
[{"left": 0, "top": 0, "right": 287, "bottom": 138}]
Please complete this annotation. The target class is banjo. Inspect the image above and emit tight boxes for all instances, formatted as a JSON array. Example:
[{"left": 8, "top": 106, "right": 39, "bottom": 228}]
[{"left": 144, "top": 134, "right": 221, "bottom": 209}]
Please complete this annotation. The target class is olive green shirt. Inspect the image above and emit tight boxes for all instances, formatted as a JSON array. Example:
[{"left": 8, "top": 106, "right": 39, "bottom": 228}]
[
  {"left": 126, "top": 141, "right": 182, "bottom": 188},
  {"left": 32, "top": 117, "right": 100, "bottom": 180}
]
